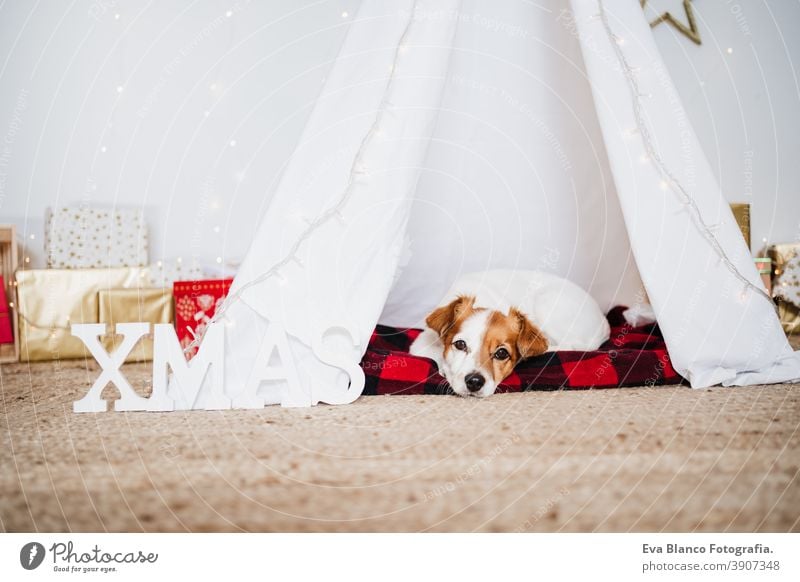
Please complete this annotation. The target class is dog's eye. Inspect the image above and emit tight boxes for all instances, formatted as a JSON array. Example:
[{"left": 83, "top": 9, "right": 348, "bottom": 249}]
[
  {"left": 453, "top": 340, "right": 467, "bottom": 351},
  {"left": 494, "top": 348, "right": 510, "bottom": 360}
]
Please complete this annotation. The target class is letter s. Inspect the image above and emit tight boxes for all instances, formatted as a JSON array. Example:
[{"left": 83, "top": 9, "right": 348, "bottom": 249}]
[{"left": 312, "top": 325, "right": 365, "bottom": 404}]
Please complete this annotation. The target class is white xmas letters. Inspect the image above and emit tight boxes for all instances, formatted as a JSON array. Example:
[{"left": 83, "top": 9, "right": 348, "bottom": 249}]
[{"left": 71, "top": 321, "right": 363, "bottom": 412}]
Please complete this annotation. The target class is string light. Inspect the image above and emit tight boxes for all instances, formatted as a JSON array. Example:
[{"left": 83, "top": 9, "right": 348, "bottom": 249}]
[
  {"left": 229, "top": 139, "right": 237, "bottom": 147},
  {"left": 726, "top": 47, "right": 733, "bottom": 54},
  {"left": 116, "top": 86, "right": 124, "bottom": 93},
  {"left": 226, "top": 10, "right": 233, "bottom": 18},
  {"left": 597, "top": 0, "right": 774, "bottom": 309},
  {"left": 213, "top": 226, "right": 220, "bottom": 233},
  {"left": 29, "top": 233, "right": 35, "bottom": 239},
  {"left": 341, "top": 11, "right": 349, "bottom": 18},
  {"left": 100, "top": 146, "right": 107, "bottom": 153},
  {"left": 216, "top": 257, "right": 223, "bottom": 264}
]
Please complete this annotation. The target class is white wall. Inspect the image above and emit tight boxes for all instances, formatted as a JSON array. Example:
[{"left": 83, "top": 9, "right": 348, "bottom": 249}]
[
  {"left": 1, "top": 0, "right": 798, "bottom": 269},
  {"left": 647, "top": 0, "right": 800, "bottom": 251}
]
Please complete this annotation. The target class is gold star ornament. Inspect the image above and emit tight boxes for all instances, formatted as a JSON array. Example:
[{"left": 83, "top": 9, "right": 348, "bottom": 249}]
[{"left": 641, "top": 0, "right": 702, "bottom": 45}]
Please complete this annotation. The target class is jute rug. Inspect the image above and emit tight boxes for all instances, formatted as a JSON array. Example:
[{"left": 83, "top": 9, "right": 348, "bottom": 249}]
[{"left": 1, "top": 360, "right": 798, "bottom": 532}]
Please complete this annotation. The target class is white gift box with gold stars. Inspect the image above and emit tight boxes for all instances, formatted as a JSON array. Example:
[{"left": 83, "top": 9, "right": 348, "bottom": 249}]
[{"left": 44, "top": 205, "right": 149, "bottom": 269}]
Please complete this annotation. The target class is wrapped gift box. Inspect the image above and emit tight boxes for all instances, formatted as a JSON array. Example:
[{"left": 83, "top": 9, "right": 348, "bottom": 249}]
[
  {"left": 769, "top": 243, "right": 800, "bottom": 334},
  {"left": 99, "top": 287, "right": 173, "bottom": 362},
  {"left": 729, "top": 203, "right": 751, "bottom": 248},
  {"left": 173, "top": 279, "right": 233, "bottom": 358},
  {"left": 0, "top": 275, "right": 12, "bottom": 344},
  {"left": 16, "top": 267, "right": 152, "bottom": 362},
  {"left": 148, "top": 258, "right": 204, "bottom": 288},
  {"left": 45, "top": 206, "right": 149, "bottom": 269},
  {"left": 0, "top": 225, "right": 19, "bottom": 363}
]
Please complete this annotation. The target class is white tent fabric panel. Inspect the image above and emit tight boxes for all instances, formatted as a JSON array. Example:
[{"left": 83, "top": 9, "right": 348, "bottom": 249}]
[
  {"left": 220, "top": 0, "right": 459, "bottom": 405},
  {"left": 213, "top": 0, "right": 799, "bottom": 407},
  {"left": 570, "top": 0, "right": 800, "bottom": 386}
]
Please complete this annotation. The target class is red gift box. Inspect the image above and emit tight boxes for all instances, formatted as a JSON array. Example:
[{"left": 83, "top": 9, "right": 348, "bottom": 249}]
[
  {"left": 173, "top": 278, "right": 233, "bottom": 359},
  {"left": 0, "top": 275, "right": 12, "bottom": 344}
]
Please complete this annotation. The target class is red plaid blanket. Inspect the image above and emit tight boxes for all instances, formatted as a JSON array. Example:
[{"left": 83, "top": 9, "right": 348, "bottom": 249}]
[{"left": 360, "top": 306, "right": 683, "bottom": 395}]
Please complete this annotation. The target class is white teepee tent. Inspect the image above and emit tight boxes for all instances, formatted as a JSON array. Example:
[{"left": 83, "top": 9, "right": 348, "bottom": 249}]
[{"left": 207, "top": 0, "right": 800, "bottom": 407}]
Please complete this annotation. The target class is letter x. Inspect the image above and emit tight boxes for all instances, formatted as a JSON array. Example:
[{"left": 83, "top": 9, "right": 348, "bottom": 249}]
[{"left": 72, "top": 323, "right": 151, "bottom": 412}]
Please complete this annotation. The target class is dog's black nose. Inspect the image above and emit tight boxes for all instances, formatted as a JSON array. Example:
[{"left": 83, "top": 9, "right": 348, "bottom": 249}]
[{"left": 465, "top": 372, "right": 485, "bottom": 392}]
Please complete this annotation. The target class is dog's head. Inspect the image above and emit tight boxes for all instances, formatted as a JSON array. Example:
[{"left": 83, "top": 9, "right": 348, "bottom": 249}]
[{"left": 425, "top": 295, "right": 549, "bottom": 397}]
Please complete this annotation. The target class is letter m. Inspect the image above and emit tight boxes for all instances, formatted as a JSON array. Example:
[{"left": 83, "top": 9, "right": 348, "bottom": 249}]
[{"left": 152, "top": 323, "right": 230, "bottom": 410}]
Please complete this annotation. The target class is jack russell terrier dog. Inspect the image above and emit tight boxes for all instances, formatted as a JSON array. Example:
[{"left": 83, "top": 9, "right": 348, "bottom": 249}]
[{"left": 410, "top": 270, "right": 610, "bottom": 397}]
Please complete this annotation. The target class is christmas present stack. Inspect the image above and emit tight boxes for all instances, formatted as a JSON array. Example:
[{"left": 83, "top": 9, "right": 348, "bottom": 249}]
[
  {"left": 15, "top": 267, "right": 165, "bottom": 361},
  {"left": 173, "top": 279, "right": 233, "bottom": 359},
  {"left": 15, "top": 205, "right": 173, "bottom": 362}
]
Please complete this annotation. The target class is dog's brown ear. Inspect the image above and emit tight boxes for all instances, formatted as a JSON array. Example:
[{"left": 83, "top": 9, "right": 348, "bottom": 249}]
[
  {"left": 426, "top": 295, "right": 475, "bottom": 337},
  {"left": 510, "top": 307, "right": 549, "bottom": 359}
]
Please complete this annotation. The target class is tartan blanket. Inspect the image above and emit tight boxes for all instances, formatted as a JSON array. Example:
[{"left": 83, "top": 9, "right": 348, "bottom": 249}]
[{"left": 360, "top": 306, "right": 683, "bottom": 395}]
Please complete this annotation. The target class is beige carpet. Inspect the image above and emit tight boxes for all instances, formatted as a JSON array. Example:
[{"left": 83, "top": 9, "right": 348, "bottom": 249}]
[{"left": 1, "top": 359, "right": 798, "bottom": 532}]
